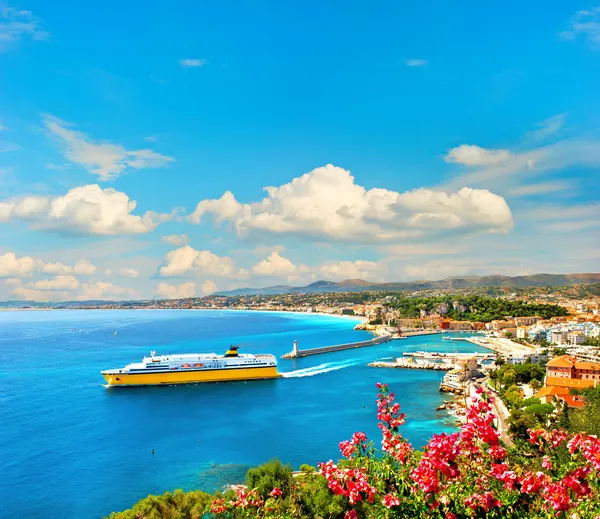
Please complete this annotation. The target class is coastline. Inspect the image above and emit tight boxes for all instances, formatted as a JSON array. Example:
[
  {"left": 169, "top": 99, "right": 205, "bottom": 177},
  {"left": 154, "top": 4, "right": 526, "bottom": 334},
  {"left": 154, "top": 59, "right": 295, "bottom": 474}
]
[{"left": 0, "top": 306, "right": 368, "bottom": 323}]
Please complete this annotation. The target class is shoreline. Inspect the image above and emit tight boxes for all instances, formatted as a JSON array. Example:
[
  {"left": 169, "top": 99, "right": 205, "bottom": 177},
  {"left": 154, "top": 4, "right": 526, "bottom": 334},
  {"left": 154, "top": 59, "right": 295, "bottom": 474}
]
[{"left": 0, "top": 306, "right": 367, "bottom": 323}]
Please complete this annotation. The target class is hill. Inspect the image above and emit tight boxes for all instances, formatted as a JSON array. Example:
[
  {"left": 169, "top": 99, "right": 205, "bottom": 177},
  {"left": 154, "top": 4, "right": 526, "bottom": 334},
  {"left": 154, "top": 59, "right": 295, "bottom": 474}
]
[{"left": 214, "top": 273, "right": 600, "bottom": 296}]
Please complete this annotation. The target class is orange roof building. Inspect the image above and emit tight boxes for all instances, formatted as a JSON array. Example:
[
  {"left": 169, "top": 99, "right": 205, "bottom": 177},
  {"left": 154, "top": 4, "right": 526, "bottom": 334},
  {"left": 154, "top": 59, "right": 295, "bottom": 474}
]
[{"left": 546, "top": 355, "right": 600, "bottom": 382}]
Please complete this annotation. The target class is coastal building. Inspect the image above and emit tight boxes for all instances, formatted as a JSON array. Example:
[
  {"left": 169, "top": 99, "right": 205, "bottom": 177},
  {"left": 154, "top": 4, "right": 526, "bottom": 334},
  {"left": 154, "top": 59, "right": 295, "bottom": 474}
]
[
  {"left": 516, "top": 326, "right": 529, "bottom": 339},
  {"left": 568, "top": 331, "right": 585, "bottom": 346},
  {"left": 545, "top": 355, "right": 600, "bottom": 382},
  {"left": 440, "top": 357, "right": 478, "bottom": 392},
  {"left": 515, "top": 316, "right": 539, "bottom": 327}
]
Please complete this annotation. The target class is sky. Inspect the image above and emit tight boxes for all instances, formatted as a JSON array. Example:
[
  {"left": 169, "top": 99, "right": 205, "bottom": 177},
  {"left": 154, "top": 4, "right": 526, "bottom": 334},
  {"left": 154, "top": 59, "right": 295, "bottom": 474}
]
[{"left": 0, "top": 1, "right": 599, "bottom": 302}]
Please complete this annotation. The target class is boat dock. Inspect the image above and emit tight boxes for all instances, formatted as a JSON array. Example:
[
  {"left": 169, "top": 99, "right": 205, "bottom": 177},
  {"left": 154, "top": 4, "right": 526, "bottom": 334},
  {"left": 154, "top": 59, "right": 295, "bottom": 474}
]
[{"left": 282, "top": 335, "right": 392, "bottom": 359}]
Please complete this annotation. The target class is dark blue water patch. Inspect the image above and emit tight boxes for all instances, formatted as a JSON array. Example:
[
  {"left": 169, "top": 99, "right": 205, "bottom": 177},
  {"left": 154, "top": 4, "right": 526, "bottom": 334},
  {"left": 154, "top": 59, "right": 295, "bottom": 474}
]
[{"left": 0, "top": 310, "right": 488, "bottom": 519}]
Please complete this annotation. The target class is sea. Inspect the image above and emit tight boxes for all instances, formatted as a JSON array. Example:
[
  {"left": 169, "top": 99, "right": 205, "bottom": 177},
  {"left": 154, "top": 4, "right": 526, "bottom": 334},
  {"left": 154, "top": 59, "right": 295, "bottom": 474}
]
[{"left": 0, "top": 309, "right": 490, "bottom": 519}]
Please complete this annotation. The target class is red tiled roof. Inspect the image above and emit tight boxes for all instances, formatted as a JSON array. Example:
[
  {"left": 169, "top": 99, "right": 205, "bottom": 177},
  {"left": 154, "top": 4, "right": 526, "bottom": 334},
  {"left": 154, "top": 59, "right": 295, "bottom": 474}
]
[
  {"left": 545, "top": 377, "right": 596, "bottom": 389},
  {"left": 546, "top": 355, "right": 576, "bottom": 368}
]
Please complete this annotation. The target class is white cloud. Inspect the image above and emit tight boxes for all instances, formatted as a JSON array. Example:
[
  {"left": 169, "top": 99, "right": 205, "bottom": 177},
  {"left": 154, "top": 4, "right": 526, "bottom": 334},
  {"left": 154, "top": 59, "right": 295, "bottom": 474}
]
[
  {"left": 159, "top": 246, "right": 249, "bottom": 278},
  {"left": 0, "top": 4, "right": 48, "bottom": 52},
  {"left": 11, "top": 286, "right": 70, "bottom": 302},
  {"left": 118, "top": 268, "right": 139, "bottom": 278},
  {"left": 79, "top": 281, "right": 135, "bottom": 301},
  {"left": 73, "top": 258, "right": 96, "bottom": 275},
  {"left": 200, "top": 280, "right": 216, "bottom": 295},
  {"left": 252, "top": 252, "right": 307, "bottom": 278},
  {"left": 42, "top": 261, "right": 73, "bottom": 275},
  {"left": 161, "top": 233, "right": 189, "bottom": 246},
  {"left": 445, "top": 138, "right": 600, "bottom": 192},
  {"left": 405, "top": 59, "right": 428, "bottom": 67},
  {"left": 0, "top": 252, "right": 96, "bottom": 278},
  {"left": 0, "top": 252, "right": 37, "bottom": 277},
  {"left": 529, "top": 113, "right": 567, "bottom": 142},
  {"left": 444, "top": 145, "right": 513, "bottom": 166},
  {"left": 27, "top": 275, "right": 79, "bottom": 291},
  {"left": 560, "top": 8, "right": 600, "bottom": 47},
  {"left": 43, "top": 115, "right": 174, "bottom": 181},
  {"left": 1, "top": 184, "right": 171, "bottom": 235},
  {"left": 179, "top": 58, "right": 208, "bottom": 67},
  {"left": 189, "top": 164, "right": 513, "bottom": 243},
  {"left": 5, "top": 277, "right": 21, "bottom": 286},
  {"left": 155, "top": 281, "right": 197, "bottom": 299},
  {"left": 317, "top": 260, "right": 383, "bottom": 281},
  {"left": 508, "top": 181, "right": 569, "bottom": 197}
]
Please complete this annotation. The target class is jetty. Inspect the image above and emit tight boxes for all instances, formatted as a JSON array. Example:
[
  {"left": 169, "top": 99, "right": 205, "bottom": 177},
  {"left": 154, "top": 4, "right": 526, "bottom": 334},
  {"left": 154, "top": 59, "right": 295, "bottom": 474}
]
[{"left": 282, "top": 335, "right": 392, "bottom": 359}]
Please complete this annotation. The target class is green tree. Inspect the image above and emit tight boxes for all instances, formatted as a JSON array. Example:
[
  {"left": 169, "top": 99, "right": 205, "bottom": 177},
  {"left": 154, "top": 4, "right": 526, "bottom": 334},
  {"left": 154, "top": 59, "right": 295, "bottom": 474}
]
[{"left": 245, "top": 458, "right": 293, "bottom": 499}]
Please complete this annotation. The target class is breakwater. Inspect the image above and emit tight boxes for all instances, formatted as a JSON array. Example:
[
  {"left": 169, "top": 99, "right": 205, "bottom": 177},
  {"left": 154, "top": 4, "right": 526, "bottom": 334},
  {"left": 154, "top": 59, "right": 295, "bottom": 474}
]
[
  {"left": 369, "top": 359, "right": 453, "bottom": 370},
  {"left": 282, "top": 335, "right": 392, "bottom": 359}
]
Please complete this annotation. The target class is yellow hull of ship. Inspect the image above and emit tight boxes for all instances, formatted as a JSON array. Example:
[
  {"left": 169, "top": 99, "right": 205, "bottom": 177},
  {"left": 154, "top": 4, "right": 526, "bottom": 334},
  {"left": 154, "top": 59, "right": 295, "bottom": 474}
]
[{"left": 102, "top": 366, "right": 281, "bottom": 387}]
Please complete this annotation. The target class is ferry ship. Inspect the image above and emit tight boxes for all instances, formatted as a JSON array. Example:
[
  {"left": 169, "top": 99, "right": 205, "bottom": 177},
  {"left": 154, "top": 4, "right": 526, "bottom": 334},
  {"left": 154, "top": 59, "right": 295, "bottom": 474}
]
[{"left": 101, "top": 346, "right": 281, "bottom": 387}]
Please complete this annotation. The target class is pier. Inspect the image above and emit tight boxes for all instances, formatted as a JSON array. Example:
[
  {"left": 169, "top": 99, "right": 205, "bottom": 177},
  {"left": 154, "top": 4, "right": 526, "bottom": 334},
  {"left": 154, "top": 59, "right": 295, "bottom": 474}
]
[{"left": 282, "top": 335, "right": 392, "bottom": 359}]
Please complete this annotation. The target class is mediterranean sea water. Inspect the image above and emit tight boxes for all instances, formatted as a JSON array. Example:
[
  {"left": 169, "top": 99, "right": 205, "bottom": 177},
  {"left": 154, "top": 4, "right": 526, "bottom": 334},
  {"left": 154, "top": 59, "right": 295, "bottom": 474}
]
[{"left": 0, "top": 310, "right": 490, "bottom": 519}]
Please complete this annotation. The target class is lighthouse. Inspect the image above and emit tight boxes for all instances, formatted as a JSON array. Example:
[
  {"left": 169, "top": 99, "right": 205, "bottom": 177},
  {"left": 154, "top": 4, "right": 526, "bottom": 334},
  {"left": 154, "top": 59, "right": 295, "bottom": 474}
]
[{"left": 292, "top": 340, "right": 299, "bottom": 358}]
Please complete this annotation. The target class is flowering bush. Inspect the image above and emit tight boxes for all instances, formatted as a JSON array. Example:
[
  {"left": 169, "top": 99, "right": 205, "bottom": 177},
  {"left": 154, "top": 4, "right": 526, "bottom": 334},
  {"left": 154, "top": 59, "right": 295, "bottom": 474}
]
[{"left": 114, "top": 383, "right": 600, "bottom": 519}]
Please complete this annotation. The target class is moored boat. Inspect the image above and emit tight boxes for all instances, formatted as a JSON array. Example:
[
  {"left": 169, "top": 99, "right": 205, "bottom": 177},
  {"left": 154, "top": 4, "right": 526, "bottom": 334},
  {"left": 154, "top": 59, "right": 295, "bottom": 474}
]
[{"left": 101, "top": 346, "right": 281, "bottom": 387}]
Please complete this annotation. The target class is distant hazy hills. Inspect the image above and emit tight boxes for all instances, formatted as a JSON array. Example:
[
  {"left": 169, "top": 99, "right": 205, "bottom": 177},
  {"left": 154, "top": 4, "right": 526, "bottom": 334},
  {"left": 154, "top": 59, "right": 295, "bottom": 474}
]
[{"left": 215, "top": 273, "right": 600, "bottom": 296}]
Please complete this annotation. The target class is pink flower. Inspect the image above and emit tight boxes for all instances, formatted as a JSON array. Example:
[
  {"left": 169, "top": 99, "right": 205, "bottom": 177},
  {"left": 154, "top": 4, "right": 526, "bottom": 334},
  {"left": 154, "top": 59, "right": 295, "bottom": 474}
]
[
  {"left": 382, "top": 493, "right": 400, "bottom": 508},
  {"left": 542, "top": 456, "right": 552, "bottom": 470},
  {"left": 270, "top": 487, "right": 282, "bottom": 498},
  {"left": 352, "top": 432, "right": 367, "bottom": 445}
]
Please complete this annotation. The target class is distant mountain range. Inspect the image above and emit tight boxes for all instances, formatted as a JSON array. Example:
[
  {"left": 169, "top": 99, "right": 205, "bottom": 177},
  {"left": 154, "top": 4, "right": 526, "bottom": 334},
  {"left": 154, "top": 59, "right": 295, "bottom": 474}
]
[{"left": 214, "top": 273, "right": 600, "bottom": 296}]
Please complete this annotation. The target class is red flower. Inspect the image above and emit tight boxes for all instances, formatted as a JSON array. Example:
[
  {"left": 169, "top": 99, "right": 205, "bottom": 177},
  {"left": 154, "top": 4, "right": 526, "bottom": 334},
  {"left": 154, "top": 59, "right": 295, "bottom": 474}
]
[
  {"left": 382, "top": 493, "right": 400, "bottom": 508},
  {"left": 270, "top": 487, "right": 282, "bottom": 498}
]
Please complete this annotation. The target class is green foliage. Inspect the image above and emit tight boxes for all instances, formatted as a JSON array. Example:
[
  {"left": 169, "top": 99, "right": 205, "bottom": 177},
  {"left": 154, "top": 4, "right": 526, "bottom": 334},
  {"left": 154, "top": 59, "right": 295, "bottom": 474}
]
[
  {"left": 387, "top": 294, "right": 568, "bottom": 322},
  {"left": 522, "top": 397, "right": 541, "bottom": 407},
  {"left": 105, "top": 489, "right": 212, "bottom": 519},
  {"left": 245, "top": 458, "right": 293, "bottom": 500},
  {"left": 567, "top": 385, "right": 600, "bottom": 436}
]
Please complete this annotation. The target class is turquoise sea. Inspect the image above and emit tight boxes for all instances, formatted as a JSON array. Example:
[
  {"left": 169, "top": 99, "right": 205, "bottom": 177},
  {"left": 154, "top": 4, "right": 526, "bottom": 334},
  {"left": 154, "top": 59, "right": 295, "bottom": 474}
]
[{"left": 0, "top": 310, "right": 490, "bottom": 519}]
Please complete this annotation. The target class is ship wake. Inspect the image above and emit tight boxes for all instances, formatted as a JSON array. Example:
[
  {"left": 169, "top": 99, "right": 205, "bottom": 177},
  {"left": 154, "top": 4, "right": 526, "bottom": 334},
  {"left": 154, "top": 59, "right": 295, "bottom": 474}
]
[{"left": 281, "top": 359, "right": 361, "bottom": 378}]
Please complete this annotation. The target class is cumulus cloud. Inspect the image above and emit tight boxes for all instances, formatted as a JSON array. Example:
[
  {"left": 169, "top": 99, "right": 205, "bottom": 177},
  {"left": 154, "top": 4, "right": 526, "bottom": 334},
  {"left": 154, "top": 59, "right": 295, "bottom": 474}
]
[
  {"left": 79, "top": 281, "right": 135, "bottom": 301},
  {"left": 317, "top": 260, "right": 383, "bottom": 281},
  {"left": 1, "top": 184, "right": 172, "bottom": 235},
  {"left": 189, "top": 164, "right": 513, "bottom": 243},
  {"left": 161, "top": 233, "right": 189, "bottom": 246},
  {"left": 0, "top": 252, "right": 96, "bottom": 278},
  {"left": 159, "top": 246, "right": 249, "bottom": 278},
  {"left": 0, "top": 4, "right": 48, "bottom": 52},
  {"left": 252, "top": 252, "right": 308, "bottom": 278},
  {"left": 11, "top": 286, "right": 70, "bottom": 302},
  {"left": 200, "top": 280, "right": 217, "bottom": 295},
  {"left": 445, "top": 145, "right": 513, "bottom": 166},
  {"left": 155, "top": 281, "right": 197, "bottom": 299},
  {"left": 43, "top": 115, "right": 174, "bottom": 181},
  {"left": 0, "top": 252, "right": 37, "bottom": 277},
  {"left": 179, "top": 58, "right": 208, "bottom": 67},
  {"left": 27, "top": 275, "right": 79, "bottom": 291},
  {"left": 73, "top": 258, "right": 96, "bottom": 275},
  {"left": 248, "top": 252, "right": 385, "bottom": 283}
]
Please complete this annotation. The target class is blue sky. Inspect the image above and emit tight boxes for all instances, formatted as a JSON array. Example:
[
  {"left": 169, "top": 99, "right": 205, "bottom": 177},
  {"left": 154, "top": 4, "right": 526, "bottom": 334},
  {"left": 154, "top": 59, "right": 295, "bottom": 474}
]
[{"left": 0, "top": 1, "right": 599, "bottom": 301}]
